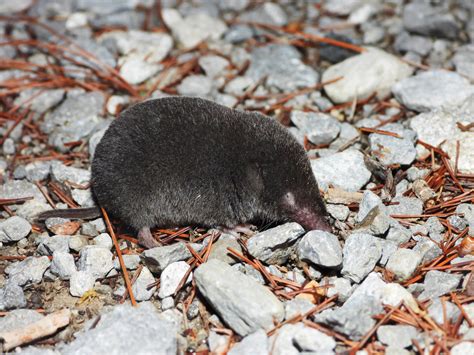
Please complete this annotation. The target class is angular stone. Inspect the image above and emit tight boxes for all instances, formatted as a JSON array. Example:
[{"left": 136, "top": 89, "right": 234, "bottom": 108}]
[
  {"left": 386, "top": 248, "right": 422, "bottom": 281},
  {"left": 158, "top": 261, "right": 190, "bottom": 299},
  {"left": 69, "top": 271, "right": 96, "bottom": 297},
  {"left": 0, "top": 216, "right": 31, "bottom": 242},
  {"left": 6, "top": 256, "right": 51, "bottom": 286},
  {"left": 342, "top": 233, "right": 382, "bottom": 283},
  {"left": 133, "top": 267, "right": 157, "bottom": 302},
  {"left": 290, "top": 111, "right": 340, "bottom": 146},
  {"left": 228, "top": 329, "right": 268, "bottom": 355},
  {"left": 419, "top": 270, "right": 462, "bottom": 300},
  {"left": 194, "top": 259, "right": 284, "bottom": 336},
  {"left": 247, "top": 223, "right": 305, "bottom": 265},
  {"left": 377, "top": 325, "right": 418, "bottom": 348},
  {"left": 369, "top": 123, "right": 416, "bottom": 166},
  {"left": 141, "top": 242, "right": 203, "bottom": 273},
  {"left": 77, "top": 246, "right": 114, "bottom": 279},
  {"left": 297, "top": 230, "right": 342, "bottom": 268},
  {"left": 50, "top": 251, "right": 77, "bottom": 280}
]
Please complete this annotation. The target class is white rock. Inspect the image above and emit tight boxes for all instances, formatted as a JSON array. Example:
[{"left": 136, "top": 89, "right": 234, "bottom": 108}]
[
  {"left": 132, "top": 267, "right": 156, "bottom": 302},
  {"left": 70, "top": 271, "right": 96, "bottom": 297},
  {"left": 322, "top": 47, "right": 412, "bottom": 103},
  {"left": 158, "top": 261, "right": 191, "bottom": 299}
]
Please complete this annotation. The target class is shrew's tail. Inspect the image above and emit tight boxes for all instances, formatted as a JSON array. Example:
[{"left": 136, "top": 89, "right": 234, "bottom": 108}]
[{"left": 36, "top": 207, "right": 101, "bottom": 221}]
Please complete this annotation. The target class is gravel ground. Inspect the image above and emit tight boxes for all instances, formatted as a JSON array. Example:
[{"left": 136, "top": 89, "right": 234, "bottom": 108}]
[{"left": 1, "top": 0, "right": 474, "bottom": 354}]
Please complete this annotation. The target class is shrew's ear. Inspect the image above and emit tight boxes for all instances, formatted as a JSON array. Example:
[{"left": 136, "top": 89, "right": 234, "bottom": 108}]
[{"left": 245, "top": 162, "right": 264, "bottom": 193}]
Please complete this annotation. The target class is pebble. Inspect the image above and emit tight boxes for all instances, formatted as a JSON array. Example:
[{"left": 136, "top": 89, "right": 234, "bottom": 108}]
[
  {"left": 141, "top": 242, "right": 203, "bottom": 273},
  {"left": 37, "top": 235, "right": 71, "bottom": 255},
  {"left": 176, "top": 75, "right": 213, "bottom": 97},
  {"left": 326, "top": 204, "right": 350, "bottom": 221},
  {"left": 198, "top": 55, "right": 229, "bottom": 78},
  {"left": 6, "top": 256, "right": 51, "bottom": 286},
  {"left": 50, "top": 251, "right": 77, "bottom": 280},
  {"left": 290, "top": 111, "right": 341, "bottom": 146},
  {"left": 113, "top": 254, "right": 140, "bottom": 271},
  {"left": 42, "top": 91, "right": 105, "bottom": 150},
  {"left": 311, "top": 150, "right": 372, "bottom": 192},
  {"left": 0, "top": 179, "right": 46, "bottom": 203},
  {"left": 428, "top": 298, "right": 461, "bottom": 325},
  {"left": 68, "top": 235, "right": 89, "bottom": 253},
  {"left": 403, "top": 2, "right": 460, "bottom": 40},
  {"left": 376, "top": 325, "right": 418, "bottom": 348},
  {"left": 60, "top": 303, "right": 177, "bottom": 354},
  {"left": 77, "top": 246, "right": 114, "bottom": 279},
  {"left": 387, "top": 196, "right": 423, "bottom": 216},
  {"left": 228, "top": 329, "right": 269, "bottom": 355},
  {"left": 0, "top": 308, "right": 44, "bottom": 332},
  {"left": 246, "top": 44, "right": 319, "bottom": 92},
  {"left": 0, "top": 282, "right": 27, "bottom": 310},
  {"left": 93, "top": 233, "right": 113, "bottom": 250},
  {"left": 394, "top": 32, "right": 432, "bottom": 56},
  {"left": 356, "top": 190, "right": 384, "bottom": 223},
  {"left": 323, "top": 276, "right": 353, "bottom": 302},
  {"left": 71, "top": 188, "right": 94, "bottom": 207},
  {"left": 247, "top": 223, "right": 305, "bottom": 265},
  {"left": 162, "top": 9, "right": 227, "bottom": 49},
  {"left": 161, "top": 297, "right": 174, "bottom": 311},
  {"left": 419, "top": 270, "right": 462, "bottom": 300},
  {"left": 322, "top": 47, "right": 412, "bottom": 103},
  {"left": 284, "top": 298, "right": 314, "bottom": 320},
  {"left": 208, "top": 234, "right": 242, "bottom": 264},
  {"left": 158, "top": 261, "right": 191, "bottom": 299},
  {"left": 342, "top": 233, "right": 382, "bottom": 283},
  {"left": 452, "top": 44, "right": 474, "bottom": 81},
  {"left": 133, "top": 267, "right": 157, "bottom": 301},
  {"left": 194, "top": 259, "right": 284, "bottom": 336},
  {"left": 69, "top": 270, "right": 96, "bottom": 297},
  {"left": 386, "top": 248, "right": 422, "bottom": 281},
  {"left": 368, "top": 123, "right": 416, "bottom": 165},
  {"left": 412, "top": 237, "right": 442, "bottom": 263},
  {"left": 3, "top": 138, "right": 16, "bottom": 155},
  {"left": 392, "top": 70, "right": 474, "bottom": 112},
  {"left": 379, "top": 240, "right": 398, "bottom": 266},
  {"left": 24, "top": 161, "right": 52, "bottom": 182},
  {"left": 13, "top": 88, "right": 64, "bottom": 114},
  {"left": 297, "top": 230, "right": 342, "bottom": 269},
  {"left": 0, "top": 216, "right": 32, "bottom": 242},
  {"left": 51, "top": 161, "right": 91, "bottom": 185},
  {"left": 81, "top": 218, "right": 106, "bottom": 237},
  {"left": 224, "top": 76, "right": 255, "bottom": 96},
  {"left": 238, "top": 2, "right": 288, "bottom": 26}
]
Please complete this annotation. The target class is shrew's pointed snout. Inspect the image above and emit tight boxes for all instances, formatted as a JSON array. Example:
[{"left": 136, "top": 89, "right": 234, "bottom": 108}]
[{"left": 292, "top": 207, "right": 332, "bottom": 232}]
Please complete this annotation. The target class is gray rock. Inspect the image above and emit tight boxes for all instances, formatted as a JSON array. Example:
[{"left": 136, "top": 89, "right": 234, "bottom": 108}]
[
  {"left": 376, "top": 325, "right": 418, "bottom": 348},
  {"left": 428, "top": 298, "right": 461, "bottom": 325},
  {"left": 61, "top": 303, "right": 177, "bottom": 354},
  {"left": 68, "top": 235, "right": 89, "bottom": 253},
  {"left": 322, "top": 47, "right": 412, "bottom": 104},
  {"left": 177, "top": 75, "right": 213, "bottom": 97},
  {"left": 0, "top": 216, "right": 31, "bottom": 242},
  {"left": 50, "top": 251, "right": 77, "bottom": 280},
  {"left": 246, "top": 44, "right": 319, "bottom": 92},
  {"left": 224, "top": 24, "right": 255, "bottom": 43},
  {"left": 284, "top": 298, "right": 314, "bottom": 320},
  {"left": 326, "top": 204, "right": 350, "bottom": 221},
  {"left": 356, "top": 205, "right": 392, "bottom": 236},
  {"left": 247, "top": 223, "right": 305, "bottom": 265},
  {"left": 0, "top": 308, "right": 44, "bottom": 332},
  {"left": 297, "top": 230, "right": 342, "bottom": 268},
  {"left": 24, "top": 161, "right": 52, "bottom": 182},
  {"left": 448, "top": 215, "right": 468, "bottom": 231},
  {"left": 292, "top": 325, "right": 336, "bottom": 353},
  {"left": 311, "top": 150, "right": 371, "bottom": 191},
  {"left": 233, "top": 263, "right": 265, "bottom": 284},
  {"left": 71, "top": 188, "right": 94, "bottom": 207},
  {"left": 452, "top": 45, "right": 474, "bottom": 81},
  {"left": 403, "top": 2, "right": 460, "bottom": 40},
  {"left": 387, "top": 196, "right": 423, "bottom": 217},
  {"left": 386, "top": 248, "right": 422, "bottom": 281},
  {"left": 37, "top": 235, "right": 70, "bottom": 255},
  {"left": 342, "top": 233, "right": 382, "bottom": 283},
  {"left": 315, "top": 294, "right": 383, "bottom": 340},
  {"left": 158, "top": 261, "right": 190, "bottom": 299},
  {"left": 161, "top": 297, "right": 174, "bottom": 311},
  {"left": 290, "top": 111, "right": 341, "bottom": 145},
  {"left": 228, "top": 329, "right": 268, "bottom": 355},
  {"left": 379, "top": 240, "right": 399, "bottom": 266},
  {"left": 0, "top": 282, "right": 26, "bottom": 310},
  {"left": 406, "top": 167, "right": 429, "bottom": 182},
  {"left": 3, "top": 138, "right": 15, "bottom": 155},
  {"left": 93, "top": 233, "right": 112, "bottom": 250},
  {"left": 15, "top": 88, "right": 65, "bottom": 113},
  {"left": 208, "top": 234, "right": 242, "bottom": 264},
  {"left": 0, "top": 179, "right": 46, "bottom": 203},
  {"left": 324, "top": 276, "right": 353, "bottom": 302},
  {"left": 133, "top": 267, "right": 157, "bottom": 302},
  {"left": 141, "top": 242, "right": 203, "bottom": 273},
  {"left": 413, "top": 237, "right": 442, "bottom": 263},
  {"left": 456, "top": 204, "right": 474, "bottom": 234},
  {"left": 198, "top": 55, "right": 229, "bottom": 78},
  {"left": 162, "top": 9, "right": 227, "bottom": 49},
  {"left": 357, "top": 190, "right": 384, "bottom": 223},
  {"left": 394, "top": 32, "right": 432, "bottom": 56},
  {"left": 77, "top": 246, "right": 114, "bottom": 279},
  {"left": 194, "top": 259, "right": 284, "bottom": 336},
  {"left": 238, "top": 2, "right": 287, "bottom": 26},
  {"left": 42, "top": 91, "right": 105, "bottom": 150},
  {"left": 392, "top": 71, "right": 474, "bottom": 112},
  {"left": 419, "top": 270, "right": 462, "bottom": 300},
  {"left": 45, "top": 217, "right": 70, "bottom": 233},
  {"left": 369, "top": 123, "right": 416, "bottom": 166},
  {"left": 81, "top": 218, "right": 106, "bottom": 236},
  {"left": 69, "top": 270, "right": 96, "bottom": 297},
  {"left": 6, "top": 256, "right": 51, "bottom": 286},
  {"left": 89, "top": 127, "right": 108, "bottom": 159},
  {"left": 113, "top": 254, "right": 141, "bottom": 270},
  {"left": 51, "top": 161, "right": 90, "bottom": 185}
]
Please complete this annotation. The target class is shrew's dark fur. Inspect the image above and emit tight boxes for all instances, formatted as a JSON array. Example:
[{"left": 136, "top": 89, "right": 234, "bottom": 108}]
[{"left": 91, "top": 96, "right": 330, "bottom": 232}]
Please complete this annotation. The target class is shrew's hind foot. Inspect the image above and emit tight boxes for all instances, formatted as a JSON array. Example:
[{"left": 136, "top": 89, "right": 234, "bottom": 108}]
[
  {"left": 138, "top": 227, "right": 161, "bottom": 249},
  {"left": 217, "top": 224, "right": 257, "bottom": 237}
]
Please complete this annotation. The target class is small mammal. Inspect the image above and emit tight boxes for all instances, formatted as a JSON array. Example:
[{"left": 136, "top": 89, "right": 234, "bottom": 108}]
[{"left": 39, "top": 97, "right": 330, "bottom": 248}]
